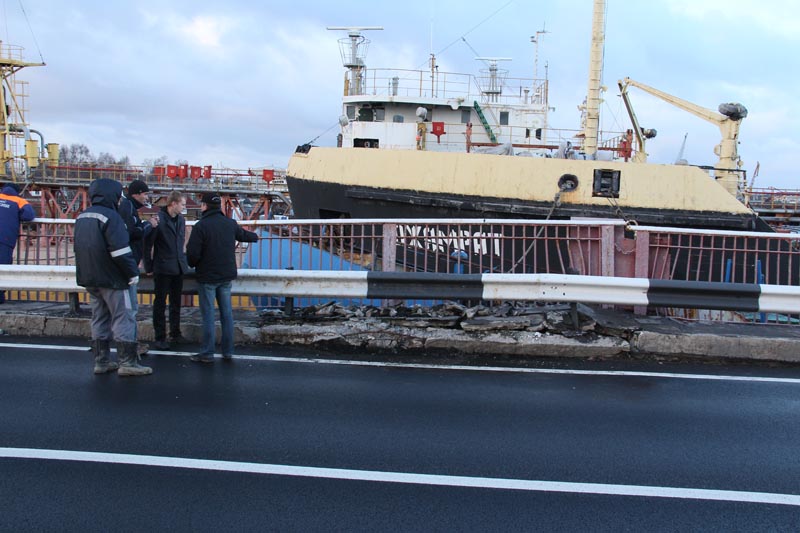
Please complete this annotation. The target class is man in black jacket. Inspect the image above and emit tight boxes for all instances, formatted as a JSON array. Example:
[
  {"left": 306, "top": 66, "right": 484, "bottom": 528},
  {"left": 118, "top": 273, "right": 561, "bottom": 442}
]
[
  {"left": 145, "top": 190, "right": 189, "bottom": 350},
  {"left": 186, "top": 192, "right": 258, "bottom": 363},
  {"left": 74, "top": 178, "right": 152, "bottom": 376},
  {"left": 119, "top": 179, "right": 158, "bottom": 356}
]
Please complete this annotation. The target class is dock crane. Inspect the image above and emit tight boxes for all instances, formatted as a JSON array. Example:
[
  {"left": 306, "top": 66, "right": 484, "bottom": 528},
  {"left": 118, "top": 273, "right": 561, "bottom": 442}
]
[{"left": 617, "top": 77, "right": 747, "bottom": 198}]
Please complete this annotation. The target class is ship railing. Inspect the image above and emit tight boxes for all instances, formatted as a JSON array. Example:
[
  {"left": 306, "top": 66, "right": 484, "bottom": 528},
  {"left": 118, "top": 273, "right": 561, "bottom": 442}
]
[
  {"left": 746, "top": 188, "right": 800, "bottom": 212},
  {"left": 22, "top": 163, "right": 287, "bottom": 195},
  {"left": 0, "top": 42, "right": 25, "bottom": 62},
  {"left": 407, "top": 120, "right": 628, "bottom": 156},
  {"left": 6, "top": 218, "right": 800, "bottom": 325},
  {"left": 349, "top": 68, "right": 546, "bottom": 107}
]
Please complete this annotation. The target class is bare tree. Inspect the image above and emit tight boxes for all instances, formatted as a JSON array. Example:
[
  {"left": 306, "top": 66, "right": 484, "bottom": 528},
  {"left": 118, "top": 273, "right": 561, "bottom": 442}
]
[{"left": 59, "top": 143, "right": 94, "bottom": 165}]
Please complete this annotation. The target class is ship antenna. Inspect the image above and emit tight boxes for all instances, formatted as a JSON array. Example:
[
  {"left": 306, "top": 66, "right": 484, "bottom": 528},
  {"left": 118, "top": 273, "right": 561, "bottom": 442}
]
[
  {"left": 530, "top": 25, "right": 548, "bottom": 80},
  {"left": 326, "top": 26, "right": 383, "bottom": 96},
  {"left": 424, "top": 0, "right": 513, "bottom": 65}
]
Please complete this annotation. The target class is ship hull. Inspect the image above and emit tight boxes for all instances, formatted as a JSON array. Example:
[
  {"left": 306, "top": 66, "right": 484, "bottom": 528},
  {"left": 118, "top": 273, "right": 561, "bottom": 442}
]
[
  {"left": 285, "top": 148, "right": 789, "bottom": 280},
  {"left": 287, "top": 148, "right": 766, "bottom": 231},
  {"left": 286, "top": 175, "right": 764, "bottom": 231}
]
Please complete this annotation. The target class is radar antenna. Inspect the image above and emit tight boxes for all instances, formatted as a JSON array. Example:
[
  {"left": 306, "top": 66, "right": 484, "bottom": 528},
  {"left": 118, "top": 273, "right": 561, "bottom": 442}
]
[
  {"left": 475, "top": 57, "right": 511, "bottom": 102},
  {"left": 327, "top": 27, "right": 383, "bottom": 96}
]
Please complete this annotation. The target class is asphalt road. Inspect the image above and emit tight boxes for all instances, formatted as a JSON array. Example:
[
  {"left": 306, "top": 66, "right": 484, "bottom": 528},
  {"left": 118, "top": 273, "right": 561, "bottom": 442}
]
[{"left": 2, "top": 338, "right": 800, "bottom": 532}]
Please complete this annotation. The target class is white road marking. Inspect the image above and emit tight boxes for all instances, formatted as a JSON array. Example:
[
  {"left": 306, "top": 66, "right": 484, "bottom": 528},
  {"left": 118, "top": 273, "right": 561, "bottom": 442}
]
[
  {"left": 1, "top": 447, "right": 798, "bottom": 507},
  {"left": 0, "top": 343, "right": 800, "bottom": 385},
  {"left": 2, "top": 342, "right": 800, "bottom": 384}
]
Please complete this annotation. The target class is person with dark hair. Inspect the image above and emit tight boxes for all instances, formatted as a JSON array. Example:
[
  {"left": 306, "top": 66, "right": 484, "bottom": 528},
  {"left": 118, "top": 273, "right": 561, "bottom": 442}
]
[
  {"left": 0, "top": 182, "right": 35, "bottom": 304},
  {"left": 118, "top": 179, "right": 158, "bottom": 355},
  {"left": 74, "top": 178, "right": 152, "bottom": 376},
  {"left": 186, "top": 192, "right": 258, "bottom": 363},
  {"left": 145, "top": 190, "right": 189, "bottom": 350}
]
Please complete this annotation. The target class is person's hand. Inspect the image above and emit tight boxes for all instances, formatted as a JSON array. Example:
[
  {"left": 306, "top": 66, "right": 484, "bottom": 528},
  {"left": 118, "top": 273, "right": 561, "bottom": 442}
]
[
  {"left": 128, "top": 276, "right": 139, "bottom": 286},
  {"left": 149, "top": 216, "right": 159, "bottom": 228}
]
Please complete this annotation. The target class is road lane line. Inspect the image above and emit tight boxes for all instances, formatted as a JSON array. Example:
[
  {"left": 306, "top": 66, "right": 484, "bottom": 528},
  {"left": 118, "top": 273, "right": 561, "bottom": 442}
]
[
  {"left": 2, "top": 447, "right": 799, "bottom": 507},
  {"left": 3, "top": 341, "right": 800, "bottom": 384}
]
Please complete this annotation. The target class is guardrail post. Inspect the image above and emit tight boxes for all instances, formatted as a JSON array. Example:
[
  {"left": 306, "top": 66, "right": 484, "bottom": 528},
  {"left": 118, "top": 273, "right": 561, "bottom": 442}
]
[
  {"left": 600, "top": 224, "right": 615, "bottom": 277},
  {"left": 381, "top": 223, "right": 397, "bottom": 272},
  {"left": 569, "top": 302, "right": 580, "bottom": 329},
  {"left": 633, "top": 229, "right": 650, "bottom": 315},
  {"left": 381, "top": 223, "right": 399, "bottom": 307},
  {"left": 68, "top": 292, "right": 80, "bottom": 314},
  {"left": 284, "top": 266, "right": 294, "bottom": 316}
]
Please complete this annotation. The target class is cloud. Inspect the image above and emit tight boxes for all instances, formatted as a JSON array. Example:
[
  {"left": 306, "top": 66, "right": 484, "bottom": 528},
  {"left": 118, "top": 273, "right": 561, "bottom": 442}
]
[
  {"left": 667, "top": 0, "right": 800, "bottom": 40},
  {"left": 2, "top": 0, "right": 797, "bottom": 187}
]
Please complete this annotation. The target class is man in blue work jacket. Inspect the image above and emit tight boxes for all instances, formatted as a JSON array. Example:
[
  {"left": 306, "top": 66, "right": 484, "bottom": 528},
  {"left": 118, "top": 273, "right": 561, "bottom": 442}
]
[{"left": 0, "top": 182, "right": 35, "bottom": 304}]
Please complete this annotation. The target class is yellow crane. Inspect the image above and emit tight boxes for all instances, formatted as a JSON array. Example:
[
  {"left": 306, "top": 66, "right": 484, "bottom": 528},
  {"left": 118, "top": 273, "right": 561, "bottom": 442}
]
[{"left": 617, "top": 76, "right": 747, "bottom": 198}]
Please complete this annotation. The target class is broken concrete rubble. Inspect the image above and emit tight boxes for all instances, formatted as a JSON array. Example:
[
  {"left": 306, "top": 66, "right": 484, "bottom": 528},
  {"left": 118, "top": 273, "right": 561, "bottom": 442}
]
[{"left": 3, "top": 300, "right": 800, "bottom": 363}]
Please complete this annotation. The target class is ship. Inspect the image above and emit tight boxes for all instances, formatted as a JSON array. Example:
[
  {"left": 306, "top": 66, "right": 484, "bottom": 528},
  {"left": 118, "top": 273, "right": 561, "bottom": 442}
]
[{"left": 285, "top": 0, "right": 768, "bottom": 233}]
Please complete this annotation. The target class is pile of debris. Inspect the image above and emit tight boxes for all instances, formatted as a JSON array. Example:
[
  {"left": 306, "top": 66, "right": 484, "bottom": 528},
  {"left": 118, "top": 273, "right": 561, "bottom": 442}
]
[{"left": 256, "top": 301, "right": 640, "bottom": 356}]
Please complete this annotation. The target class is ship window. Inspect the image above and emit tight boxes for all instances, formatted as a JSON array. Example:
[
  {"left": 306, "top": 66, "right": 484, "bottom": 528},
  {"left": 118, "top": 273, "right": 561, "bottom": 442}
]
[
  {"left": 461, "top": 109, "right": 471, "bottom": 124},
  {"left": 354, "top": 138, "right": 379, "bottom": 148},
  {"left": 374, "top": 108, "right": 385, "bottom": 121},
  {"left": 393, "top": 114, "right": 404, "bottom": 123},
  {"left": 358, "top": 108, "right": 374, "bottom": 121},
  {"left": 346, "top": 106, "right": 356, "bottom": 120},
  {"left": 592, "top": 169, "right": 621, "bottom": 198},
  {"left": 499, "top": 111, "right": 509, "bottom": 125}
]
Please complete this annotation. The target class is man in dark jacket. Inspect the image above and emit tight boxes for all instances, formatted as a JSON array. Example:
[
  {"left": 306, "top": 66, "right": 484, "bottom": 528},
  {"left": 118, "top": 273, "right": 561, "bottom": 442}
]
[
  {"left": 119, "top": 179, "right": 158, "bottom": 356},
  {"left": 74, "top": 178, "right": 152, "bottom": 376},
  {"left": 145, "top": 190, "right": 189, "bottom": 350},
  {"left": 186, "top": 192, "right": 258, "bottom": 363},
  {"left": 0, "top": 182, "right": 35, "bottom": 304}
]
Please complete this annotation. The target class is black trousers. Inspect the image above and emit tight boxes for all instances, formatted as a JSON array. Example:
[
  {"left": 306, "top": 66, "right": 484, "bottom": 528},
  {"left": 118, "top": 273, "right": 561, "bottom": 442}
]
[{"left": 152, "top": 273, "right": 184, "bottom": 341}]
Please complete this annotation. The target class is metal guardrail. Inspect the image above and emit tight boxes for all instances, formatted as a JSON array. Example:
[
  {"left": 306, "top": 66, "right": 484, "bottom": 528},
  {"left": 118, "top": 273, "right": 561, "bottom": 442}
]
[
  {"left": 2, "top": 266, "right": 800, "bottom": 315},
  {"left": 6, "top": 218, "right": 800, "bottom": 323}
]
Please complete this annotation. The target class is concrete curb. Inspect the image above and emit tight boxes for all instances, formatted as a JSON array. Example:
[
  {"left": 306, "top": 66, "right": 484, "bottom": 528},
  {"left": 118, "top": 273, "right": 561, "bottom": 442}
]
[
  {"left": 2, "top": 304, "right": 800, "bottom": 363},
  {"left": 632, "top": 331, "right": 800, "bottom": 363},
  {"left": 0, "top": 311, "right": 630, "bottom": 359}
]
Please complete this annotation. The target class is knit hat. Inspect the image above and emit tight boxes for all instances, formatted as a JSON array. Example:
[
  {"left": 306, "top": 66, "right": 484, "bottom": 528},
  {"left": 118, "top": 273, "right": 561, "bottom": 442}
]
[
  {"left": 201, "top": 192, "right": 221, "bottom": 206},
  {"left": 2, "top": 182, "right": 21, "bottom": 194},
  {"left": 128, "top": 180, "right": 150, "bottom": 195}
]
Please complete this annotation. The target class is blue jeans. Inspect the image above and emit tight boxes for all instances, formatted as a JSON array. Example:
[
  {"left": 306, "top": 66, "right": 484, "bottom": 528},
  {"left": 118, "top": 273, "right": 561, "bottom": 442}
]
[{"left": 197, "top": 281, "right": 233, "bottom": 356}]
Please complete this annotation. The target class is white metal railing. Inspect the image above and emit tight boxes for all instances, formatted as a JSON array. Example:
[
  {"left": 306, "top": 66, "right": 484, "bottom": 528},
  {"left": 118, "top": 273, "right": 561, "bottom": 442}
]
[{"left": 2, "top": 266, "right": 800, "bottom": 315}]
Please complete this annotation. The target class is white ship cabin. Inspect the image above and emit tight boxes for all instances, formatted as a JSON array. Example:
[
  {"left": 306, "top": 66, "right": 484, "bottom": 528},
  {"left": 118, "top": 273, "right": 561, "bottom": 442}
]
[{"left": 332, "top": 28, "right": 555, "bottom": 155}]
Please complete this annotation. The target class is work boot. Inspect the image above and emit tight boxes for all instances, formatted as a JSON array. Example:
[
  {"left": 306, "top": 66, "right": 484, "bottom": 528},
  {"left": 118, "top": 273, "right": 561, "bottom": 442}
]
[
  {"left": 169, "top": 334, "right": 190, "bottom": 346},
  {"left": 137, "top": 342, "right": 150, "bottom": 357},
  {"left": 92, "top": 339, "right": 118, "bottom": 374},
  {"left": 152, "top": 339, "right": 170, "bottom": 350},
  {"left": 117, "top": 341, "right": 153, "bottom": 377}
]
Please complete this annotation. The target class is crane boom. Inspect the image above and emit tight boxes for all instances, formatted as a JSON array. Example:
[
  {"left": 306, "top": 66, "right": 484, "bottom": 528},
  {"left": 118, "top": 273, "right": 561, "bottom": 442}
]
[{"left": 617, "top": 76, "right": 747, "bottom": 198}]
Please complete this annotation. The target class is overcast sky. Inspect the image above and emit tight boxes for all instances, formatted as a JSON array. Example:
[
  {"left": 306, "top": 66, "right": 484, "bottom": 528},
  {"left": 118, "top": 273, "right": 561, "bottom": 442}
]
[{"left": 2, "top": 0, "right": 798, "bottom": 188}]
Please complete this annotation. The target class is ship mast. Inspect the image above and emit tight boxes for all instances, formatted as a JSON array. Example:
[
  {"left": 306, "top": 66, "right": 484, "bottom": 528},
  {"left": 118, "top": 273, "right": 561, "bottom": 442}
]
[
  {"left": 327, "top": 26, "right": 383, "bottom": 96},
  {"left": 582, "top": 0, "right": 606, "bottom": 158},
  {"left": 0, "top": 41, "right": 45, "bottom": 181}
]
